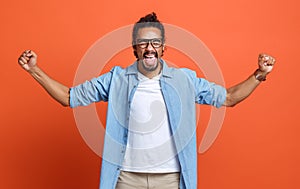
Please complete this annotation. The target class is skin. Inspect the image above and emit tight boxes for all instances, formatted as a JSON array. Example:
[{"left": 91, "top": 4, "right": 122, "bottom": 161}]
[
  {"left": 18, "top": 50, "right": 70, "bottom": 106},
  {"left": 224, "top": 54, "right": 275, "bottom": 106},
  {"left": 17, "top": 27, "right": 275, "bottom": 107},
  {"left": 134, "top": 27, "right": 165, "bottom": 79}
]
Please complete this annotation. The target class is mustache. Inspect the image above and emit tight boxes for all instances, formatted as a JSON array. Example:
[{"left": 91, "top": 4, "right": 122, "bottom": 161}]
[{"left": 143, "top": 51, "right": 158, "bottom": 58}]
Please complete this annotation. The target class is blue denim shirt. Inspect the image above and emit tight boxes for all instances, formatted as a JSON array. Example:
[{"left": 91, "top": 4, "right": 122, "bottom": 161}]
[{"left": 70, "top": 59, "right": 226, "bottom": 189}]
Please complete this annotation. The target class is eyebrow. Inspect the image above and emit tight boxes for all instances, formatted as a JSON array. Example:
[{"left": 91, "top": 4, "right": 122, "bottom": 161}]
[{"left": 136, "top": 38, "right": 162, "bottom": 41}]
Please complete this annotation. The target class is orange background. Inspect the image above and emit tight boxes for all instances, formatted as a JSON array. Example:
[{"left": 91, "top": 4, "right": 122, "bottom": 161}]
[{"left": 1, "top": 0, "right": 299, "bottom": 188}]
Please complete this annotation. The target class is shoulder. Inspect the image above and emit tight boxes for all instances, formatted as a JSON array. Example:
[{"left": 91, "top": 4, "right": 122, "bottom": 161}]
[
  {"left": 97, "top": 65, "right": 128, "bottom": 78},
  {"left": 162, "top": 62, "right": 196, "bottom": 78},
  {"left": 179, "top": 68, "right": 197, "bottom": 77},
  {"left": 109, "top": 65, "right": 126, "bottom": 73}
]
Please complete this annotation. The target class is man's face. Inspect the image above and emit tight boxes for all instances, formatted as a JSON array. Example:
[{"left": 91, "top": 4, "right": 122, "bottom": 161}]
[{"left": 134, "top": 27, "right": 164, "bottom": 72}]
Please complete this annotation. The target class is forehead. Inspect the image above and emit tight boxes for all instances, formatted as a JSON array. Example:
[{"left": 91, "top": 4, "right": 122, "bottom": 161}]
[{"left": 136, "top": 27, "right": 162, "bottom": 39}]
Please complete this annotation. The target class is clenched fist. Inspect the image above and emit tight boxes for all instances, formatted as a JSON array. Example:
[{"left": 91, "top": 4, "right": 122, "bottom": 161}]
[
  {"left": 18, "top": 50, "right": 37, "bottom": 71},
  {"left": 258, "top": 53, "right": 276, "bottom": 73}
]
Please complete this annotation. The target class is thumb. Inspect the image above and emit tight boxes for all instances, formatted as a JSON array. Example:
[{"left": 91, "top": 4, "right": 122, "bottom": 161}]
[{"left": 27, "top": 50, "right": 37, "bottom": 58}]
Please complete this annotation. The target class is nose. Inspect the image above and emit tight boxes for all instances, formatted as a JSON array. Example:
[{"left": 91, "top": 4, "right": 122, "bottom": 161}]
[{"left": 145, "top": 41, "right": 155, "bottom": 50}]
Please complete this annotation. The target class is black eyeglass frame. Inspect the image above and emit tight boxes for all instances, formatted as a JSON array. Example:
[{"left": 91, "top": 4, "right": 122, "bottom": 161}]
[{"left": 135, "top": 38, "right": 164, "bottom": 49}]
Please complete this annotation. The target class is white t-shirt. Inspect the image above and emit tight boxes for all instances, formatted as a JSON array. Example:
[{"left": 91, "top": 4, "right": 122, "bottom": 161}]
[{"left": 121, "top": 72, "right": 180, "bottom": 173}]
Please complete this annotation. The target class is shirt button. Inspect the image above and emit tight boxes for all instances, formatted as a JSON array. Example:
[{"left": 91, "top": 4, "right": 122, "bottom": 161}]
[{"left": 121, "top": 147, "right": 126, "bottom": 153}]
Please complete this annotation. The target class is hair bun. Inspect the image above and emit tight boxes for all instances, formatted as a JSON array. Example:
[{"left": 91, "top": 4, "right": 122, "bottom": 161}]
[{"left": 141, "top": 12, "right": 159, "bottom": 22}]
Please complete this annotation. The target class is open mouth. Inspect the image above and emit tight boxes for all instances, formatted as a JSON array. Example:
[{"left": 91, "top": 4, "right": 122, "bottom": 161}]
[
  {"left": 143, "top": 53, "right": 157, "bottom": 66},
  {"left": 143, "top": 52, "right": 157, "bottom": 59}
]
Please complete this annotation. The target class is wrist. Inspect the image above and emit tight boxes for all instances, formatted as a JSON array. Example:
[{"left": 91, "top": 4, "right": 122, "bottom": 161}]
[
  {"left": 27, "top": 65, "right": 39, "bottom": 73},
  {"left": 254, "top": 69, "right": 268, "bottom": 82},
  {"left": 28, "top": 66, "right": 43, "bottom": 78}
]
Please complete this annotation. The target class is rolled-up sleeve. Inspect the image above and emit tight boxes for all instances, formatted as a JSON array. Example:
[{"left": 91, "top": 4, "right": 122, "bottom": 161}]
[
  {"left": 69, "top": 71, "right": 113, "bottom": 108},
  {"left": 195, "top": 80, "right": 226, "bottom": 108},
  {"left": 182, "top": 69, "right": 226, "bottom": 108}
]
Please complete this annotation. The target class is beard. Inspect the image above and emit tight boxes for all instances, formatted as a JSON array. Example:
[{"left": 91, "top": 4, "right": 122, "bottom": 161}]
[{"left": 139, "top": 50, "right": 160, "bottom": 72}]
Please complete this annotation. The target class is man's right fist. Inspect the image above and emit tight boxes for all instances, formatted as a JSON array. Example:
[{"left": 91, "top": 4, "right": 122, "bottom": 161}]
[{"left": 18, "top": 50, "right": 37, "bottom": 71}]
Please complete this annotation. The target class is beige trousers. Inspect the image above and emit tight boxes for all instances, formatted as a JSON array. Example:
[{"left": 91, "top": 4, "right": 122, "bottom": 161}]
[{"left": 115, "top": 171, "right": 180, "bottom": 189}]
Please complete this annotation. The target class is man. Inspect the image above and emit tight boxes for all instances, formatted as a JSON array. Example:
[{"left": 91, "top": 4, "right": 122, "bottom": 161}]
[{"left": 18, "top": 12, "right": 275, "bottom": 189}]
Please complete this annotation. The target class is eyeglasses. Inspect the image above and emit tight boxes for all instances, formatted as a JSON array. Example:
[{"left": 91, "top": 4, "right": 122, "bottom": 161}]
[{"left": 135, "top": 38, "right": 163, "bottom": 49}]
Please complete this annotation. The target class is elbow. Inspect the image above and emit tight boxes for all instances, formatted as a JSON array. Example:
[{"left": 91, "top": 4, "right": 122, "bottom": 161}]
[
  {"left": 59, "top": 99, "right": 70, "bottom": 107},
  {"left": 60, "top": 102, "right": 70, "bottom": 107},
  {"left": 59, "top": 93, "right": 70, "bottom": 107},
  {"left": 223, "top": 100, "right": 236, "bottom": 107},
  {"left": 224, "top": 92, "right": 238, "bottom": 107},
  {"left": 226, "top": 102, "right": 237, "bottom": 107}
]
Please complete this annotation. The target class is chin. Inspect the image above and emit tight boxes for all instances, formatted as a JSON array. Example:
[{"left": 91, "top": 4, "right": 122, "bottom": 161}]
[{"left": 141, "top": 60, "right": 159, "bottom": 72}]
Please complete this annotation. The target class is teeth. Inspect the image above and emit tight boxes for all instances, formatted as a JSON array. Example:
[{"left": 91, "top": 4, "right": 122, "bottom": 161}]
[
  {"left": 144, "top": 56, "right": 154, "bottom": 59},
  {"left": 144, "top": 53, "right": 156, "bottom": 59}
]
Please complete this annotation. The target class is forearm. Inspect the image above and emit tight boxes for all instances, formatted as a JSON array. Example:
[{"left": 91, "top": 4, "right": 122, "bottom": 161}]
[
  {"left": 29, "top": 66, "right": 70, "bottom": 106},
  {"left": 223, "top": 53, "right": 276, "bottom": 107},
  {"left": 224, "top": 70, "right": 266, "bottom": 107}
]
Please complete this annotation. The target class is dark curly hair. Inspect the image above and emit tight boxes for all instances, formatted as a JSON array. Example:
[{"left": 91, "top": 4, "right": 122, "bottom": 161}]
[{"left": 132, "top": 12, "right": 165, "bottom": 59}]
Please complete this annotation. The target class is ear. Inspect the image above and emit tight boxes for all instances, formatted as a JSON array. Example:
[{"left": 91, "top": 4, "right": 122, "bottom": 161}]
[{"left": 133, "top": 49, "right": 138, "bottom": 59}]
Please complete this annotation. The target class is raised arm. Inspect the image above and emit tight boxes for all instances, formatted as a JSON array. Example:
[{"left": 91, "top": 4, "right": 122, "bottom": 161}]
[
  {"left": 223, "top": 53, "right": 276, "bottom": 107},
  {"left": 18, "top": 50, "right": 70, "bottom": 106}
]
